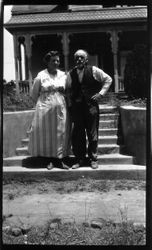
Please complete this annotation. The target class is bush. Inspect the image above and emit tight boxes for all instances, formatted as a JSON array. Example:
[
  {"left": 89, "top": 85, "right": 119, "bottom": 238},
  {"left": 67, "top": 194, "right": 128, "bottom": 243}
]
[
  {"left": 3, "top": 80, "right": 16, "bottom": 96},
  {"left": 3, "top": 80, "right": 34, "bottom": 111},
  {"left": 123, "top": 44, "right": 148, "bottom": 98},
  {"left": 3, "top": 93, "right": 34, "bottom": 111}
]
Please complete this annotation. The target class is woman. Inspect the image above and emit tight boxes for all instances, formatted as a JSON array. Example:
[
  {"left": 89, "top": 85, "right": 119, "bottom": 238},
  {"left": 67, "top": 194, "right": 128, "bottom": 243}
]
[{"left": 28, "top": 51, "right": 71, "bottom": 169}]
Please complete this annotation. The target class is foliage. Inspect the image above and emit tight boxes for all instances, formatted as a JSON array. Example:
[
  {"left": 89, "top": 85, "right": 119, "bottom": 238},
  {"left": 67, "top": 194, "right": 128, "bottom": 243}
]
[
  {"left": 3, "top": 80, "right": 16, "bottom": 96},
  {"left": 3, "top": 79, "right": 147, "bottom": 112},
  {"left": 110, "top": 97, "right": 147, "bottom": 108},
  {"left": 3, "top": 80, "right": 34, "bottom": 111},
  {"left": 3, "top": 92, "right": 34, "bottom": 111},
  {"left": 3, "top": 220, "right": 145, "bottom": 245},
  {"left": 123, "top": 44, "right": 148, "bottom": 98}
]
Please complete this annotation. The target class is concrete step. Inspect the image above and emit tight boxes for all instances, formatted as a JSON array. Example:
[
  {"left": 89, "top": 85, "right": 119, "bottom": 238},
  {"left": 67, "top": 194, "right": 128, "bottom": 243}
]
[
  {"left": 99, "top": 105, "right": 118, "bottom": 114},
  {"left": 3, "top": 155, "right": 29, "bottom": 166},
  {"left": 98, "top": 154, "right": 134, "bottom": 165},
  {"left": 98, "top": 144, "right": 120, "bottom": 154},
  {"left": 98, "top": 128, "right": 118, "bottom": 136},
  {"left": 3, "top": 164, "right": 145, "bottom": 181},
  {"left": 3, "top": 164, "right": 145, "bottom": 172},
  {"left": 99, "top": 120, "right": 118, "bottom": 129},
  {"left": 16, "top": 147, "right": 30, "bottom": 156},
  {"left": 99, "top": 113, "right": 118, "bottom": 121},
  {"left": 98, "top": 136, "right": 118, "bottom": 144},
  {"left": 3, "top": 153, "right": 135, "bottom": 167},
  {"left": 27, "top": 125, "right": 120, "bottom": 139},
  {"left": 21, "top": 138, "right": 29, "bottom": 147},
  {"left": 22, "top": 136, "right": 119, "bottom": 147},
  {"left": 16, "top": 142, "right": 121, "bottom": 156}
]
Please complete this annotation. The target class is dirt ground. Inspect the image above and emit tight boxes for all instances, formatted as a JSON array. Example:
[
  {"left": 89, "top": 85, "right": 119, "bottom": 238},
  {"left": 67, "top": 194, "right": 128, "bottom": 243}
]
[{"left": 3, "top": 178, "right": 145, "bottom": 229}]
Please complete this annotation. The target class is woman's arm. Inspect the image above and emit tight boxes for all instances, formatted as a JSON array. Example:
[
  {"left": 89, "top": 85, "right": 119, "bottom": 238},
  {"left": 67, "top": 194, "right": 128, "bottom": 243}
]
[
  {"left": 31, "top": 77, "right": 41, "bottom": 104},
  {"left": 65, "top": 72, "right": 72, "bottom": 108}
]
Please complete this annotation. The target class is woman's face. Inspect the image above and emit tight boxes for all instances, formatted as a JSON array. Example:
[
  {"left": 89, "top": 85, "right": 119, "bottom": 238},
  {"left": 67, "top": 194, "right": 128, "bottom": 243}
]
[{"left": 47, "top": 56, "right": 60, "bottom": 72}]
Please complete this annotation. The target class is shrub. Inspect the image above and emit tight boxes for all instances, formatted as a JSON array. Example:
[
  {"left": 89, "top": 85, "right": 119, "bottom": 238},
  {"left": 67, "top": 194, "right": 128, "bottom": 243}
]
[
  {"left": 3, "top": 93, "right": 34, "bottom": 111},
  {"left": 123, "top": 44, "right": 148, "bottom": 98},
  {"left": 3, "top": 80, "right": 34, "bottom": 111},
  {"left": 3, "top": 80, "right": 16, "bottom": 96}
]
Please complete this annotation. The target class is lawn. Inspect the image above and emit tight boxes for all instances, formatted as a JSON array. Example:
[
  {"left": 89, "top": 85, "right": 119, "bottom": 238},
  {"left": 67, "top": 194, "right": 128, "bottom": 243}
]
[{"left": 2, "top": 178, "right": 146, "bottom": 245}]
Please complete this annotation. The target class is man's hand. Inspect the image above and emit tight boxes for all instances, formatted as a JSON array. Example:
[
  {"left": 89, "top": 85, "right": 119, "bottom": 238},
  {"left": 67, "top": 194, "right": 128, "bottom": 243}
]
[{"left": 91, "top": 93, "right": 103, "bottom": 102}]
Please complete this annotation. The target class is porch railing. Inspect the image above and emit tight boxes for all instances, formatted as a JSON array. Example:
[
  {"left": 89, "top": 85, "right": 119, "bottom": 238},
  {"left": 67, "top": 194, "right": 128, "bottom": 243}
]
[
  {"left": 118, "top": 76, "right": 124, "bottom": 92},
  {"left": 19, "top": 80, "right": 30, "bottom": 94}
]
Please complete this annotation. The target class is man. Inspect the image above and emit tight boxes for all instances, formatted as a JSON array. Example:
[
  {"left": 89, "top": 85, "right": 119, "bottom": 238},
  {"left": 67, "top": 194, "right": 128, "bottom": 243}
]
[{"left": 66, "top": 49, "right": 112, "bottom": 169}]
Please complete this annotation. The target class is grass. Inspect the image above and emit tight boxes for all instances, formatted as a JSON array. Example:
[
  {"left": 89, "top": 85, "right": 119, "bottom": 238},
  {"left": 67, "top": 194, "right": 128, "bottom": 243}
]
[
  {"left": 3, "top": 219, "right": 146, "bottom": 245},
  {"left": 3, "top": 178, "right": 145, "bottom": 198},
  {"left": 2, "top": 178, "right": 146, "bottom": 245}
]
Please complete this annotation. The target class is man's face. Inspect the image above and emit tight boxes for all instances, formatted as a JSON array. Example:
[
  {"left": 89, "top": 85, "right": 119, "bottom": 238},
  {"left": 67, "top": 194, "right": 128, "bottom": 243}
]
[{"left": 74, "top": 51, "right": 88, "bottom": 70}]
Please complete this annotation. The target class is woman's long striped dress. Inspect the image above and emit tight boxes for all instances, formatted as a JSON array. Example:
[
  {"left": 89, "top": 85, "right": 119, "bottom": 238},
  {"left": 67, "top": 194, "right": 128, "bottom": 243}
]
[{"left": 28, "top": 69, "right": 71, "bottom": 158}]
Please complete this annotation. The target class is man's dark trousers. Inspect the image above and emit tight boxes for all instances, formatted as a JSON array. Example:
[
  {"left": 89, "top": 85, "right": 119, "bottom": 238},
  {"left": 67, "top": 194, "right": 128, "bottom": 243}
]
[{"left": 71, "top": 98, "right": 99, "bottom": 162}]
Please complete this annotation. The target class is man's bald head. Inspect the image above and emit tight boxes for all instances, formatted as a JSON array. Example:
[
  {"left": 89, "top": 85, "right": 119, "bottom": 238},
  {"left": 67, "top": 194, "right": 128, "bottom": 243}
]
[
  {"left": 74, "top": 49, "right": 88, "bottom": 70},
  {"left": 74, "top": 49, "right": 88, "bottom": 60}
]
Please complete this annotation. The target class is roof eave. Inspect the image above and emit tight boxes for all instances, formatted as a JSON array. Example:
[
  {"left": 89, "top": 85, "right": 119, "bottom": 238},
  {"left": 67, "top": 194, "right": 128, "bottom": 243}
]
[{"left": 4, "top": 17, "right": 147, "bottom": 34}]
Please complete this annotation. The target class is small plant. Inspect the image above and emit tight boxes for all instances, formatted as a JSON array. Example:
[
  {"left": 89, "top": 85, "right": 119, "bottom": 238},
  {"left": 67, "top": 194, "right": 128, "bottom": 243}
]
[
  {"left": 8, "top": 193, "right": 15, "bottom": 200},
  {"left": 3, "top": 220, "right": 145, "bottom": 245}
]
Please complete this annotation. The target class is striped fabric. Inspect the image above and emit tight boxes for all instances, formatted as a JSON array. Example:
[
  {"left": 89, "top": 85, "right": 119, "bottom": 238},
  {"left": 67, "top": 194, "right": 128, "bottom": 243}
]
[{"left": 28, "top": 69, "right": 71, "bottom": 158}]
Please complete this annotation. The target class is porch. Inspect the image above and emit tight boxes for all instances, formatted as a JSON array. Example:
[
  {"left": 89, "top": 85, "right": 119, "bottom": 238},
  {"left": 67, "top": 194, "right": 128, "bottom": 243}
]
[{"left": 4, "top": 5, "right": 147, "bottom": 94}]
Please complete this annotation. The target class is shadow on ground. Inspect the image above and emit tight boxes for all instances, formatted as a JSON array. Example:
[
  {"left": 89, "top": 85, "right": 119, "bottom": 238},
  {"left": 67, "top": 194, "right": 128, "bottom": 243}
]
[{"left": 22, "top": 156, "right": 91, "bottom": 169}]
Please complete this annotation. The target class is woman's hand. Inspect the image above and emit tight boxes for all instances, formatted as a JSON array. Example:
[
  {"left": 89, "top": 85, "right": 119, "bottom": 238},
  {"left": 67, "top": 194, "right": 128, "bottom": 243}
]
[
  {"left": 48, "top": 85, "right": 56, "bottom": 92},
  {"left": 57, "top": 86, "right": 64, "bottom": 93},
  {"left": 48, "top": 85, "right": 64, "bottom": 93}
]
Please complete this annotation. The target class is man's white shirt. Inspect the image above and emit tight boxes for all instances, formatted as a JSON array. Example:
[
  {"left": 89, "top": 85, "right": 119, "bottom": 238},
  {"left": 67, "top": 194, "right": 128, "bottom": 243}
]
[{"left": 66, "top": 66, "right": 112, "bottom": 96}]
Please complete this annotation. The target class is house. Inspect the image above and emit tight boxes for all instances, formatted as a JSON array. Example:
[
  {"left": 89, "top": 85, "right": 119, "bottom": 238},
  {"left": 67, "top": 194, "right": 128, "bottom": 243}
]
[{"left": 4, "top": 4, "right": 147, "bottom": 93}]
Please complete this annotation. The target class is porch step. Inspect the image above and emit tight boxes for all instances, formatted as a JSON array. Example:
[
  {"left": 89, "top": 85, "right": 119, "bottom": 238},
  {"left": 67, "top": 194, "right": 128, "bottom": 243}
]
[
  {"left": 16, "top": 143, "right": 121, "bottom": 156},
  {"left": 16, "top": 147, "right": 30, "bottom": 156},
  {"left": 98, "top": 128, "right": 118, "bottom": 136},
  {"left": 3, "top": 153, "right": 135, "bottom": 167},
  {"left": 99, "top": 113, "right": 118, "bottom": 121},
  {"left": 3, "top": 164, "right": 145, "bottom": 182},
  {"left": 3, "top": 156, "right": 28, "bottom": 166},
  {"left": 99, "top": 105, "right": 118, "bottom": 114},
  {"left": 4, "top": 104, "right": 137, "bottom": 170},
  {"left": 98, "top": 144, "right": 120, "bottom": 154},
  {"left": 3, "top": 164, "right": 145, "bottom": 172},
  {"left": 98, "top": 154, "right": 134, "bottom": 165},
  {"left": 21, "top": 135, "right": 119, "bottom": 147},
  {"left": 98, "top": 135, "right": 118, "bottom": 144},
  {"left": 21, "top": 138, "right": 29, "bottom": 147},
  {"left": 99, "top": 120, "right": 118, "bottom": 129}
]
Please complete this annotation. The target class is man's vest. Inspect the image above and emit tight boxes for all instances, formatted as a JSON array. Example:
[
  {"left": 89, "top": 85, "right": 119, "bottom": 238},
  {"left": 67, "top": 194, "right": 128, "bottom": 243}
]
[{"left": 70, "top": 66, "right": 102, "bottom": 104}]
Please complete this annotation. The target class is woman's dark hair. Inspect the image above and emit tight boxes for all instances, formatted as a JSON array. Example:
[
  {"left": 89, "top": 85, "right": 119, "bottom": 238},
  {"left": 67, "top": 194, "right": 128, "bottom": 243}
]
[{"left": 43, "top": 50, "right": 60, "bottom": 65}]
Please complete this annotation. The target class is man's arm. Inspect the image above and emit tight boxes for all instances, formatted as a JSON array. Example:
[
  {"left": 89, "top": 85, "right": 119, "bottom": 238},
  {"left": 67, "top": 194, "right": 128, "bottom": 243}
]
[
  {"left": 91, "top": 66, "right": 112, "bottom": 101},
  {"left": 93, "top": 66, "right": 112, "bottom": 96},
  {"left": 31, "top": 77, "right": 41, "bottom": 104}
]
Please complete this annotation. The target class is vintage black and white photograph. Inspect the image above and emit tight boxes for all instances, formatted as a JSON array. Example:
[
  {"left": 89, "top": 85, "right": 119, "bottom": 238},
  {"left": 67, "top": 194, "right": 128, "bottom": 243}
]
[{"left": 2, "top": 2, "right": 148, "bottom": 246}]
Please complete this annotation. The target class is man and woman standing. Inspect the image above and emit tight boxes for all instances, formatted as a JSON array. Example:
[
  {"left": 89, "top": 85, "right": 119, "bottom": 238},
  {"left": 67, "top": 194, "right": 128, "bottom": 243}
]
[{"left": 28, "top": 49, "right": 112, "bottom": 169}]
